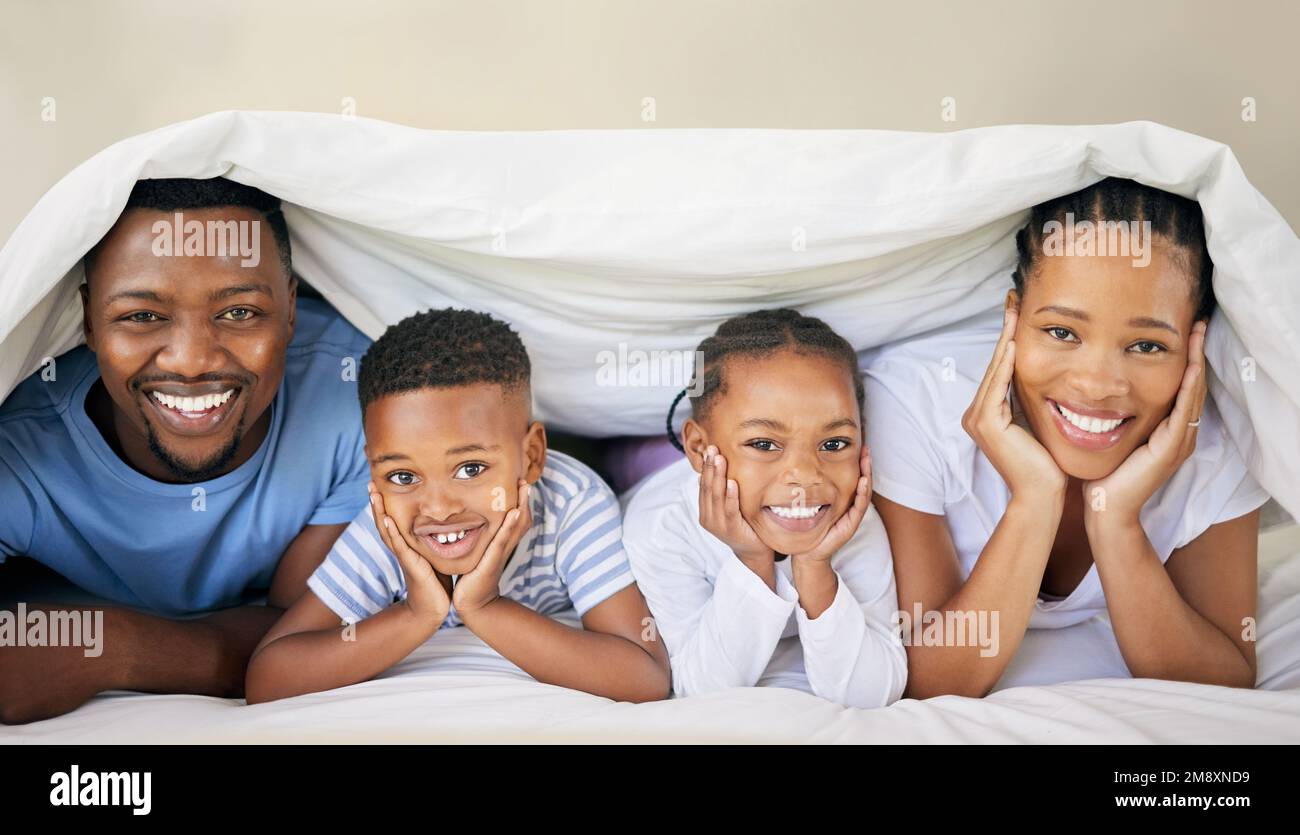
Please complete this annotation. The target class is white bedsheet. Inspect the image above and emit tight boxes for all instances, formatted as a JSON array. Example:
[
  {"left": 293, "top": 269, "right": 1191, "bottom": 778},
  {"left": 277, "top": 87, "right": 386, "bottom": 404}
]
[
  {"left": 4, "top": 542, "right": 1298, "bottom": 744},
  {"left": 1, "top": 112, "right": 1297, "bottom": 520}
]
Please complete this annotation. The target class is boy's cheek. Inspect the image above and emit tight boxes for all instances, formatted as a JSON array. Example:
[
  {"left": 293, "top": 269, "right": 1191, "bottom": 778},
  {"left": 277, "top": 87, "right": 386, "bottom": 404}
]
[
  {"left": 485, "top": 480, "right": 514, "bottom": 513},
  {"left": 373, "top": 487, "right": 415, "bottom": 533}
]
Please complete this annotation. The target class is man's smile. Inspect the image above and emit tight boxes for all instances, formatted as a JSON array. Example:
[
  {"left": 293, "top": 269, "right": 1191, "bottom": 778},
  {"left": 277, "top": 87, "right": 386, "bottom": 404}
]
[{"left": 140, "top": 382, "right": 244, "bottom": 437}]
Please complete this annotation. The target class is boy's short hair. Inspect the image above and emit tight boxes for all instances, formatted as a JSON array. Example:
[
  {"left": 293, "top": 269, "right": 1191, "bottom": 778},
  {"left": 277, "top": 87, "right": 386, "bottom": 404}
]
[{"left": 358, "top": 308, "right": 531, "bottom": 412}]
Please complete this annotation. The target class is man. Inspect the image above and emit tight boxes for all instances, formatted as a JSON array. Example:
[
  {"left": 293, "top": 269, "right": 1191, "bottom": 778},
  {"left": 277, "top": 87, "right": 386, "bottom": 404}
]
[{"left": 0, "top": 178, "right": 371, "bottom": 723}]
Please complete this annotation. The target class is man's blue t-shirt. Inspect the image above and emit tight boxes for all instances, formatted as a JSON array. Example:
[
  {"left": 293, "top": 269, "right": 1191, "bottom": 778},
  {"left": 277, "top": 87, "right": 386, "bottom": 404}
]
[{"left": 0, "top": 297, "right": 372, "bottom": 616}]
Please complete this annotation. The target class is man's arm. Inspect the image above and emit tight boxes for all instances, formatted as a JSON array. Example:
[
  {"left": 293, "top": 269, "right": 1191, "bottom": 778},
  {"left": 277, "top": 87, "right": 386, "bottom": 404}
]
[
  {"left": 0, "top": 522, "right": 345, "bottom": 725},
  {"left": 268, "top": 522, "right": 347, "bottom": 608}
]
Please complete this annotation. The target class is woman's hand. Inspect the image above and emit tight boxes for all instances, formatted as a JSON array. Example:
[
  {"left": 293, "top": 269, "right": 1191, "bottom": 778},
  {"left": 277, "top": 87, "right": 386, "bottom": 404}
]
[
  {"left": 961, "top": 306, "right": 1067, "bottom": 499},
  {"left": 1085, "top": 320, "right": 1208, "bottom": 530},
  {"left": 453, "top": 479, "right": 533, "bottom": 617},
  {"left": 370, "top": 483, "right": 451, "bottom": 627},
  {"left": 698, "top": 445, "right": 775, "bottom": 567}
]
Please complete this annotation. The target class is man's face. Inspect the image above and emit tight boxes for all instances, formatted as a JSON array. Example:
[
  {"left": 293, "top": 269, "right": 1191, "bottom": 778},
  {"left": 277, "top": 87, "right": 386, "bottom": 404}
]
[
  {"left": 82, "top": 206, "right": 295, "bottom": 482},
  {"left": 364, "top": 383, "right": 544, "bottom": 576}
]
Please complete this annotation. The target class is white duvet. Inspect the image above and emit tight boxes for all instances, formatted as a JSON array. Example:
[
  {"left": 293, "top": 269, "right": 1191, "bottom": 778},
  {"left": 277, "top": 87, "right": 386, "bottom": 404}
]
[
  {"left": 1, "top": 111, "right": 1297, "bottom": 518},
  {"left": 1, "top": 112, "right": 1297, "bottom": 742}
]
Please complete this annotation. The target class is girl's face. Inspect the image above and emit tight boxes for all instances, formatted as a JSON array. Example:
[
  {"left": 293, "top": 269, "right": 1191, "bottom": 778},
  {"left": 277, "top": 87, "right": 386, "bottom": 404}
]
[
  {"left": 687, "top": 349, "right": 864, "bottom": 556},
  {"left": 1012, "top": 240, "right": 1200, "bottom": 482}
]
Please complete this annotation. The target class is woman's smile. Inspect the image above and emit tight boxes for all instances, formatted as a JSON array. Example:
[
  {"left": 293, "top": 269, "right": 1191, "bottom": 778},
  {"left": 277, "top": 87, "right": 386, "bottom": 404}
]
[{"left": 1044, "top": 397, "right": 1137, "bottom": 451}]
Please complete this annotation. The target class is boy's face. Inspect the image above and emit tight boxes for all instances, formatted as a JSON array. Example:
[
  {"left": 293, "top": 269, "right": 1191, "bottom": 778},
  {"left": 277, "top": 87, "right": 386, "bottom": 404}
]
[
  {"left": 686, "top": 350, "right": 864, "bottom": 556},
  {"left": 364, "top": 383, "right": 545, "bottom": 576}
]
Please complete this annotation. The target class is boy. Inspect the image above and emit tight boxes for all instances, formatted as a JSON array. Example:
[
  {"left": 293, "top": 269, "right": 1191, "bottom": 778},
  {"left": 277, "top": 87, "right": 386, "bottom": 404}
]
[{"left": 245, "top": 309, "right": 671, "bottom": 703}]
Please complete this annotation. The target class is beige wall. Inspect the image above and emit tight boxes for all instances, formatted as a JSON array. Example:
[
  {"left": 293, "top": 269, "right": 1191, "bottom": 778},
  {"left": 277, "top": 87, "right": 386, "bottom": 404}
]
[{"left": 2, "top": 0, "right": 1297, "bottom": 243}]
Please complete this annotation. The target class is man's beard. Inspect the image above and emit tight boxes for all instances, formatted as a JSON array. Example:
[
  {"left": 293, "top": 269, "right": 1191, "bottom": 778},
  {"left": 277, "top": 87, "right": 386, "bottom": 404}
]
[{"left": 146, "top": 421, "right": 246, "bottom": 482}]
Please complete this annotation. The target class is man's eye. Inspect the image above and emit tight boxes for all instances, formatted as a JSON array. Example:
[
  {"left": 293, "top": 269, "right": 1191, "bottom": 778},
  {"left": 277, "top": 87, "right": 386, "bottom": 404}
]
[
  {"left": 821, "top": 438, "right": 851, "bottom": 452},
  {"left": 453, "top": 462, "right": 486, "bottom": 480},
  {"left": 1045, "top": 327, "right": 1077, "bottom": 342},
  {"left": 746, "top": 439, "right": 780, "bottom": 452},
  {"left": 1130, "top": 340, "right": 1167, "bottom": 354},
  {"left": 124, "top": 312, "right": 162, "bottom": 323},
  {"left": 387, "top": 471, "right": 419, "bottom": 487},
  {"left": 220, "top": 308, "right": 257, "bottom": 321}
]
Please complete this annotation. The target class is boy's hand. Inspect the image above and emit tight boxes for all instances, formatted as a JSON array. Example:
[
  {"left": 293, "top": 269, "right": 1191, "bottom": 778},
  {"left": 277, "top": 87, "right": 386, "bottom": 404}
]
[
  {"left": 370, "top": 483, "right": 451, "bottom": 627},
  {"left": 454, "top": 479, "right": 533, "bottom": 618}
]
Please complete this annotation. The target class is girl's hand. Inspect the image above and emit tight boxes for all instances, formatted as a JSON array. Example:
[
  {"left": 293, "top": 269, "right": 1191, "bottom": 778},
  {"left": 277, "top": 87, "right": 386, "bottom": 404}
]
[
  {"left": 1085, "top": 321, "right": 1208, "bottom": 529},
  {"left": 453, "top": 480, "right": 533, "bottom": 617},
  {"left": 370, "top": 483, "right": 451, "bottom": 627},
  {"left": 791, "top": 440, "right": 873, "bottom": 565},
  {"left": 698, "top": 445, "right": 775, "bottom": 566},
  {"left": 961, "top": 306, "right": 1067, "bottom": 498}
]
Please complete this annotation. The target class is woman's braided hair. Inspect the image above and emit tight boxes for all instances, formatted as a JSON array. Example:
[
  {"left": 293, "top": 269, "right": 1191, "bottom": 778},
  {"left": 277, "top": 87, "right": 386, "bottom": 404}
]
[{"left": 1011, "top": 177, "right": 1215, "bottom": 321}]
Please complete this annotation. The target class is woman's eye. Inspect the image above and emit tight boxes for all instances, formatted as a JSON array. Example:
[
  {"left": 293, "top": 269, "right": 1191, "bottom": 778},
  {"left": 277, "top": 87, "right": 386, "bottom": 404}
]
[
  {"left": 746, "top": 439, "right": 780, "bottom": 452},
  {"left": 124, "top": 312, "right": 162, "bottom": 323},
  {"left": 220, "top": 307, "right": 257, "bottom": 321},
  {"left": 1130, "top": 340, "right": 1167, "bottom": 354},
  {"left": 386, "top": 471, "right": 419, "bottom": 487},
  {"left": 1045, "top": 327, "right": 1077, "bottom": 342},
  {"left": 821, "top": 438, "right": 851, "bottom": 452},
  {"left": 453, "top": 462, "right": 486, "bottom": 480}
]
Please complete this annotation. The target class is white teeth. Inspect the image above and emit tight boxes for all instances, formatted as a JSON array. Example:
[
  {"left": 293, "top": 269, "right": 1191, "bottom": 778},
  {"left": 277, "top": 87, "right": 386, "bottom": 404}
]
[
  {"left": 1055, "top": 402, "right": 1125, "bottom": 434},
  {"left": 767, "top": 505, "right": 824, "bottom": 520},
  {"left": 434, "top": 530, "right": 468, "bottom": 544},
  {"left": 151, "top": 389, "right": 235, "bottom": 413}
]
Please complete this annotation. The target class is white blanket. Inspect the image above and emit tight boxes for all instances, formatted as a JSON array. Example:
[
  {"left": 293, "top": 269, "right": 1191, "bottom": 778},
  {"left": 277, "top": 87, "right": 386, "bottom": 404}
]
[
  {"left": 1, "top": 112, "right": 1297, "bottom": 519},
  {"left": 3, "top": 544, "right": 1298, "bottom": 744}
]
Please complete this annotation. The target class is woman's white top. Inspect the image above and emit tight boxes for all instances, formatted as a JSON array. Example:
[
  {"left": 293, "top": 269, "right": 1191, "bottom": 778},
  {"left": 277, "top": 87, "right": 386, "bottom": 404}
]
[{"left": 861, "top": 312, "right": 1270, "bottom": 630}]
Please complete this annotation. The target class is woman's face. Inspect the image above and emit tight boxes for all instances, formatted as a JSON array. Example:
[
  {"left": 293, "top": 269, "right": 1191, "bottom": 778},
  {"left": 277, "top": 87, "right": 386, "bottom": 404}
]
[
  {"left": 1012, "top": 240, "right": 1200, "bottom": 482},
  {"left": 689, "top": 350, "right": 864, "bottom": 556}
]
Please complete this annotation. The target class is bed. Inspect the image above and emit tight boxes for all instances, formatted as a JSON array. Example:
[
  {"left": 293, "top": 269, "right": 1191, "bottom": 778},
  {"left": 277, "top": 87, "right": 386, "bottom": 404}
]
[{"left": 0, "top": 522, "right": 1295, "bottom": 743}]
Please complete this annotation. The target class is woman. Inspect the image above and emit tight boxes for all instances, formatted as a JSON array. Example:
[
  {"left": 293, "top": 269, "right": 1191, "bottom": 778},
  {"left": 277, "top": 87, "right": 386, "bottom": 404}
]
[{"left": 866, "top": 178, "right": 1269, "bottom": 697}]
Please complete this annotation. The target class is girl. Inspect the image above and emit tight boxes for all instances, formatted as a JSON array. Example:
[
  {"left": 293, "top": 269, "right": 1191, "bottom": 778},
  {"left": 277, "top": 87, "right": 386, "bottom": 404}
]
[
  {"left": 622, "top": 309, "right": 907, "bottom": 708},
  {"left": 866, "top": 178, "right": 1269, "bottom": 697}
]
